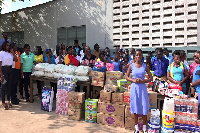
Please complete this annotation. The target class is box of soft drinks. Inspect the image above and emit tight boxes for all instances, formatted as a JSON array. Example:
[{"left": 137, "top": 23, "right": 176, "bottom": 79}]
[{"left": 85, "top": 99, "right": 99, "bottom": 111}]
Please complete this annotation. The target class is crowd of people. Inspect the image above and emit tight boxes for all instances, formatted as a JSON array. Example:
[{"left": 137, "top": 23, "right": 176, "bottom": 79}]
[{"left": 1, "top": 32, "right": 200, "bottom": 132}]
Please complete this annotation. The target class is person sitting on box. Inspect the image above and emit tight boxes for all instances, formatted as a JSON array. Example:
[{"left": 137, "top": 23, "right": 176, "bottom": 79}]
[
  {"left": 167, "top": 51, "right": 189, "bottom": 94},
  {"left": 125, "top": 49, "right": 153, "bottom": 133}
]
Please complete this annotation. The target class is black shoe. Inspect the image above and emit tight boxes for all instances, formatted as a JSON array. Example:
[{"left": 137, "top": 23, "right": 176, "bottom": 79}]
[
  {"left": 20, "top": 96, "right": 24, "bottom": 99},
  {"left": 15, "top": 98, "right": 20, "bottom": 102},
  {"left": 26, "top": 99, "right": 30, "bottom": 102},
  {"left": 12, "top": 100, "right": 19, "bottom": 105},
  {"left": 134, "top": 131, "right": 139, "bottom": 133}
]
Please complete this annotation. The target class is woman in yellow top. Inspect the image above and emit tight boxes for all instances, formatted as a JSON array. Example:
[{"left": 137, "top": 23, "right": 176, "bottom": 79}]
[
  {"left": 35, "top": 46, "right": 43, "bottom": 63},
  {"left": 35, "top": 46, "right": 44, "bottom": 95}
]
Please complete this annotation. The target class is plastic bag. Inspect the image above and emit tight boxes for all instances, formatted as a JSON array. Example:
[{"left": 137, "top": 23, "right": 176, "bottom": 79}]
[
  {"left": 45, "top": 72, "right": 54, "bottom": 78},
  {"left": 76, "top": 76, "right": 90, "bottom": 81},
  {"left": 33, "top": 71, "right": 45, "bottom": 76},
  {"left": 44, "top": 64, "right": 56, "bottom": 73},
  {"left": 35, "top": 63, "right": 48, "bottom": 71},
  {"left": 53, "top": 72, "right": 63, "bottom": 79},
  {"left": 75, "top": 66, "right": 89, "bottom": 76},
  {"left": 106, "top": 63, "right": 114, "bottom": 71}
]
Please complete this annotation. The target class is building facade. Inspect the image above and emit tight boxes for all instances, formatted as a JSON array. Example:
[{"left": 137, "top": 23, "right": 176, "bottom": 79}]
[{"left": 0, "top": 0, "right": 113, "bottom": 50}]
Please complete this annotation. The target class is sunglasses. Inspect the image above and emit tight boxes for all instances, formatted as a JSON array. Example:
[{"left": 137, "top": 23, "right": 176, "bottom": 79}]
[{"left": 193, "top": 56, "right": 200, "bottom": 60}]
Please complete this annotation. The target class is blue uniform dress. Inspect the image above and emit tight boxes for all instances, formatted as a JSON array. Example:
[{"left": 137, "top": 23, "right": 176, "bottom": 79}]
[
  {"left": 130, "top": 63, "right": 149, "bottom": 115},
  {"left": 111, "top": 60, "right": 120, "bottom": 71}
]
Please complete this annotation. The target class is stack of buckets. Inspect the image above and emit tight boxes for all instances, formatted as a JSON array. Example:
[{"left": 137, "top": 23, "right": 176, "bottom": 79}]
[{"left": 148, "top": 109, "right": 160, "bottom": 133}]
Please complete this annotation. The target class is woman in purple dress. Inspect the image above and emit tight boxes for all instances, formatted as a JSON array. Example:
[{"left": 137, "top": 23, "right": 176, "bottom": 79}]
[{"left": 125, "top": 49, "right": 153, "bottom": 133}]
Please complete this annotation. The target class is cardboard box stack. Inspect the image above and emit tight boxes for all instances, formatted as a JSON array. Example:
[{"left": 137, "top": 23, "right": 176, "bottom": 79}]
[
  {"left": 104, "top": 71, "right": 122, "bottom": 92},
  {"left": 125, "top": 106, "right": 134, "bottom": 130},
  {"left": 68, "top": 91, "right": 85, "bottom": 121},
  {"left": 97, "top": 90, "right": 125, "bottom": 128},
  {"left": 56, "top": 77, "right": 77, "bottom": 115},
  {"left": 89, "top": 71, "right": 105, "bottom": 87},
  {"left": 85, "top": 99, "right": 99, "bottom": 123}
]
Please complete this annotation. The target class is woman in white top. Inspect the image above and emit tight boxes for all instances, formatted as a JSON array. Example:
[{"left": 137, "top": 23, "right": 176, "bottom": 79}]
[{"left": 0, "top": 41, "right": 17, "bottom": 110}]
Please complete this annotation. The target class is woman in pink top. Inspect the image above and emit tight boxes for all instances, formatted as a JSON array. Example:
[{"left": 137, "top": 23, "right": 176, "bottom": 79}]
[{"left": 190, "top": 51, "right": 200, "bottom": 77}]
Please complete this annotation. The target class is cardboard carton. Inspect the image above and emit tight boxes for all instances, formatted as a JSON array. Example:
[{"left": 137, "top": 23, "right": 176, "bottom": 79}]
[
  {"left": 97, "top": 101, "right": 104, "bottom": 113},
  {"left": 125, "top": 106, "right": 134, "bottom": 118},
  {"left": 148, "top": 91, "right": 157, "bottom": 109},
  {"left": 90, "top": 71, "right": 105, "bottom": 87},
  {"left": 104, "top": 84, "right": 119, "bottom": 92},
  {"left": 100, "top": 90, "right": 112, "bottom": 103},
  {"left": 68, "top": 108, "right": 83, "bottom": 121},
  {"left": 85, "top": 99, "right": 98, "bottom": 111},
  {"left": 98, "top": 102, "right": 125, "bottom": 117},
  {"left": 91, "top": 77, "right": 104, "bottom": 87},
  {"left": 89, "top": 71, "right": 105, "bottom": 78},
  {"left": 112, "top": 93, "right": 124, "bottom": 105},
  {"left": 97, "top": 113, "right": 104, "bottom": 124},
  {"left": 92, "top": 86, "right": 103, "bottom": 99},
  {"left": 123, "top": 92, "right": 130, "bottom": 105},
  {"left": 106, "top": 71, "right": 123, "bottom": 85},
  {"left": 68, "top": 103, "right": 83, "bottom": 109},
  {"left": 68, "top": 91, "right": 85, "bottom": 103},
  {"left": 85, "top": 110, "right": 97, "bottom": 123},
  {"left": 117, "top": 79, "right": 132, "bottom": 92},
  {"left": 125, "top": 117, "right": 135, "bottom": 130},
  {"left": 104, "top": 114, "right": 124, "bottom": 128}
]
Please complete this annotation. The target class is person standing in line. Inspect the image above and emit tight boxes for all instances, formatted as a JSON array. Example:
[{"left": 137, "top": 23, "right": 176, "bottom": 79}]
[
  {"left": 61, "top": 43, "right": 66, "bottom": 55},
  {"left": 18, "top": 47, "right": 25, "bottom": 99},
  {"left": 190, "top": 51, "right": 200, "bottom": 96},
  {"left": 73, "top": 40, "right": 82, "bottom": 57},
  {"left": 111, "top": 52, "right": 121, "bottom": 72},
  {"left": 35, "top": 46, "right": 44, "bottom": 96},
  {"left": 129, "top": 48, "right": 135, "bottom": 61},
  {"left": 55, "top": 49, "right": 65, "bottom": 64},
  {"left": 93, "top": 43, "right": 100, "bottom": 59},
  {"left": 125, "top": 49, "right": 153, "bottom": 133},
  {"left": 163, "top": 48, "right": 174, "bottom": 64},
  {"left": 0, "top": 41, "right": 18, "bottom": 109},
  {"left": 53, "top": 44, "right": 60, "bottom": 57},
  {"left": 167, "top": 51, "right": 189, "bottom": 94},
  {"left": 104, "top": 47, "right": 111, "bottom": 62},
  {"left": 82, "top": 46, "right": 96, "bottom": 68},
  {"left": 44, "top": 49, "right": 56, "bottom": 64},
  {"left": 0, "top": 32, "right": 10, "bottom": 47},
  {"left": 20, "top": 44, "right": 36, "bottom": 102},
  {"left": 11, "top": 43, "right": 20, "bottom": 105},
  {"left": 152, "top": 48, "right": 169, "bottom": 82}
]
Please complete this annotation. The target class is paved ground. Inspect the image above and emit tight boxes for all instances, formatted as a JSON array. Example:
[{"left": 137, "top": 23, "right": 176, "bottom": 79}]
[{"left": 0, "top": 84, "right": 134, "bottom": 133}]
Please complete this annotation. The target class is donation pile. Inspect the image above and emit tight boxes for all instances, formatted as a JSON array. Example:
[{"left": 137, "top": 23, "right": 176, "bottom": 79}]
[
  {"left": 56, "top": 77, "right": 77, "bottom": 115},
  {"left": 41, "top": 87, "right": 54, "bottom": 112},
  {"left": 33, "top": 63, "right": 90, "bottom": 81}
]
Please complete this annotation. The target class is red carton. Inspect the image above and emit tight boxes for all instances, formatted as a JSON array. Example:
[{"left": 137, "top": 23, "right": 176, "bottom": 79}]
[{"left": 123, "top": 92, "right": 130, "bottom": 105}]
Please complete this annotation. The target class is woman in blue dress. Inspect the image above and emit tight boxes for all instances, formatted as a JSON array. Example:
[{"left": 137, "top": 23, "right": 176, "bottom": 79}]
[{"left": 125, "top": 49, "right": 153, "bottom": 133}]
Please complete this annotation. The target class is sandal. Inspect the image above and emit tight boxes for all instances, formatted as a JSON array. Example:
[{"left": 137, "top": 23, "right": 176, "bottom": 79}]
[{"left": 2, "top": 103, "right": 9, "bottom": 110}]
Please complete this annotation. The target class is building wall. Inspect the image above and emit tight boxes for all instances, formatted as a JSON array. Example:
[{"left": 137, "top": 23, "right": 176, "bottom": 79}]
[
  {"left": 0, "top": 0, "right": 113, "bottom": 50},
  {"left": 113, "top": 0, "right": 199, "bottom": 48}
]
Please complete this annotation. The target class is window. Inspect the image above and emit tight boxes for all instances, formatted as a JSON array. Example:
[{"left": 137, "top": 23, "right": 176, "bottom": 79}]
[
  {"left": 57, "top": 25, "right": 86, "bottom": 47},
  {"left": 6, "top": 31, "right": 24, "bottom": 48}
]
